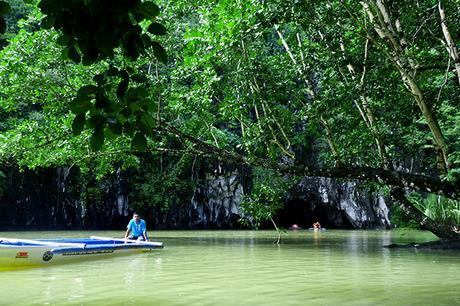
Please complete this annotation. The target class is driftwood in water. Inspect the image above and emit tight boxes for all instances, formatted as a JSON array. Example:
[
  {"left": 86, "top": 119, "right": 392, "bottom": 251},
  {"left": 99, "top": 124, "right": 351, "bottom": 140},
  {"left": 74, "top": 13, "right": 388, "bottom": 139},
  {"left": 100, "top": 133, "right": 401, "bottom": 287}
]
[{"left": 385, "top": 239, "right": 460, "bottom": 250}]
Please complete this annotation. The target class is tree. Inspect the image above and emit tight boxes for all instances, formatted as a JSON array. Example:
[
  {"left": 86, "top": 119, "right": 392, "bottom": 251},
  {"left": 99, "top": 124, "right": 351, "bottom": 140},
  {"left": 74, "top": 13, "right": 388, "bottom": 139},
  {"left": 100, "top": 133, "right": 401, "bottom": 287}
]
[{"left": 1, "top": 0, "right": 459, "bottom": 239}]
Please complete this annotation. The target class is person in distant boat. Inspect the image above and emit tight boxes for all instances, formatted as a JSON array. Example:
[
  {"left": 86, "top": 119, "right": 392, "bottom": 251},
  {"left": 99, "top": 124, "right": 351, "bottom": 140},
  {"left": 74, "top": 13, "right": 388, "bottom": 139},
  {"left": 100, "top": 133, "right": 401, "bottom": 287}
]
[
  {"left": 289, "top": 224, "right": 301, "bottom": 230},
  {"left": 125, "top": 212, "right": 149, "bottom": 241},
  {"left": 312, "top": 221, "right": 321, "bottom": 230}
]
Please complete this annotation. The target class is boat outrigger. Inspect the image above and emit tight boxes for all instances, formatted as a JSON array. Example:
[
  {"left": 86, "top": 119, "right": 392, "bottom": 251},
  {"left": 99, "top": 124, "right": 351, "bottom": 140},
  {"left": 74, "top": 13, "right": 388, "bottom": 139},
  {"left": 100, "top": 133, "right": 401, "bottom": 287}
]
[{"left": 0, "top": 236, "right": 163, "bottom": 269}]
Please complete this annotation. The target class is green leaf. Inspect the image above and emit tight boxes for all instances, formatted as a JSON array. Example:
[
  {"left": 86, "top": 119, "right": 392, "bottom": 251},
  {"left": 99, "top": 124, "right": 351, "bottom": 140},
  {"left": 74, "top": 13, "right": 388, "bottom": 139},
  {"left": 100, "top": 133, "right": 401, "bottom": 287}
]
[
  {"left": 72, "top": 114, "right": 86, "bottom": 136},
  {"left": 95, "top": 93, "right": 111, "bottom": 109},
  {"left": 131, "top": 10, "right": 144, "bottom": 23},
  {"left": 120, "top": 107, "right": 132, "bottom": 119},
  {"left": 131, "top": 132, "right": 147, "bottom": 151},
  {"left": 127, "top": 87, "right": 148, "bottom": 101},
  {"left": 0, "top": 1, "right": 11, "bottom": 15},
  {"left": 77, "top": 85, "right": 98, "bottom": 97},
  {"left": 140, "top": 33, "right": 152, "bottom": 48},
  {"left": 129, "top": 100, "right": 143, "bottom": 112},
  {"left": 90, "top": 128, "right": 105, "bottom": 151},
  {"left": 138, "top": 2, "right": 160, "bottom": 18},
  {"left": 86, "top": 114, "right": 105, "bottom": 129},
  {"left": 116, "top": 79, "right": 129, "bottom": 98},
  {"left": 151, "top": 41, "right": 167, "bottom": 64},
  {"left": 138, "top": 113, "right": 155, "bottom": 136},
  {"left": 93, "top": 73, "right": 106, "bottom": 85},
  {"left": 123, "top": 33, "right": 141, "bottom": 60},
  {"left": 147, "top": 22, "right": 167, "bottom": 35},
  {"left": 108, "top": 118, "right": 123, "bottom": 135},
  {"left": 70, "top": 95, "right": 92, "bottom": 114},
  {"left": 123, "top": 121, "right": 135, "bottom": 136}
]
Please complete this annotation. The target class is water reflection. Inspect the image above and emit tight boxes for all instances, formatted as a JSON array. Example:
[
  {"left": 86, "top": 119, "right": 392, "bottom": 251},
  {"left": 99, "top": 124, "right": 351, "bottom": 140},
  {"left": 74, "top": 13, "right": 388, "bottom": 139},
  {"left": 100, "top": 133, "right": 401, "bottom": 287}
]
[{"left": 0, "top": 230, "right": 459, "bottom": 305}]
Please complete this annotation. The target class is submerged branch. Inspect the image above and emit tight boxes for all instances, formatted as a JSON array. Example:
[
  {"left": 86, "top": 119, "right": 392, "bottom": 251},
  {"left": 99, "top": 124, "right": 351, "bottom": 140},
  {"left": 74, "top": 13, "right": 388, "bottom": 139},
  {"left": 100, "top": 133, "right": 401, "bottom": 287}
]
[{"left": 270, "top": 216, "right": 281, "bottom": 245}]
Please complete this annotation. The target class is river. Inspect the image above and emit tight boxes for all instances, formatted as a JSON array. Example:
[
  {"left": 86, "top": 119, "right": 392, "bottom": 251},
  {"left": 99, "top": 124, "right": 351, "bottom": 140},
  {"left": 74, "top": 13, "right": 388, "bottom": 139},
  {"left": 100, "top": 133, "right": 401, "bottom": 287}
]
[{"left": 0, "top": 230, "right": 459, "bottom": 305}]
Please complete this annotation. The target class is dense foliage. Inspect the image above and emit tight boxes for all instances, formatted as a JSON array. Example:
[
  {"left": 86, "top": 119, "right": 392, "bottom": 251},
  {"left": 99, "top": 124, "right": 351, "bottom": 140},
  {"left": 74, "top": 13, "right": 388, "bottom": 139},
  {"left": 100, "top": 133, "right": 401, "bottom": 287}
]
[{"left": 0, "top": 0, "right": 459, "bottom": 237}]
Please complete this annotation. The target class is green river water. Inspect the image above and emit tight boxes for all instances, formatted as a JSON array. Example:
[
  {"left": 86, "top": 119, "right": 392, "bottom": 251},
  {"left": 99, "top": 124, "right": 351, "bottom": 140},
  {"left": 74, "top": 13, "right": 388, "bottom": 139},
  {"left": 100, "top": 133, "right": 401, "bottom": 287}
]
[{"left": 0, "top": 230, "right": 459, "bottom": 305}]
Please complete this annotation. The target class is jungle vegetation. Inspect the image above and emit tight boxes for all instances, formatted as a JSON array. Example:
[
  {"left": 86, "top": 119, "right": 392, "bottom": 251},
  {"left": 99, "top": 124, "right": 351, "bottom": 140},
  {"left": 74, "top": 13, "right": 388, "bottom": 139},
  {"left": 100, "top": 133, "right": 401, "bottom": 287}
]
[{"left": 0, "top": 0, "right": 459, "bottom": 239}]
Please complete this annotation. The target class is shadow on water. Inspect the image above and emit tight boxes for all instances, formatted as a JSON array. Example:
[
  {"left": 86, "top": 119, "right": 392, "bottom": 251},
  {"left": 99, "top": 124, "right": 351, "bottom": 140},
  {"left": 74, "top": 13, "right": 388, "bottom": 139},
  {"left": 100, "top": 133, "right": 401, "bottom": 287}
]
[{"left": 1, "top": 230, "right": 459, "bottom": 305}]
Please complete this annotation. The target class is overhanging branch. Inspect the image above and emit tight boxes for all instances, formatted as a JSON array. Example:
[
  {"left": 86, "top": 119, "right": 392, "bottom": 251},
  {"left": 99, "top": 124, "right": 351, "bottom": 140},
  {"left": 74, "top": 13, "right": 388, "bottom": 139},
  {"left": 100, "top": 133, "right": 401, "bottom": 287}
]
[{"left": 156, "top": 120, "right": 460, "bottom": 201}]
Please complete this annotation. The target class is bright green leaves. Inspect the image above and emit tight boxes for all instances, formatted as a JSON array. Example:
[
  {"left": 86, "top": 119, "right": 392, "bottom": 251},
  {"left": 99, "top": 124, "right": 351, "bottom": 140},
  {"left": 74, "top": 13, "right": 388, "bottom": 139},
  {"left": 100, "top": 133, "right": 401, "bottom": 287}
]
[
  {"left": 0, "top": 0, "right": 11, "bottom": 34},
  {"left": 68, "top": 66, "right": 156, "bottom": 151},
  {"left": 240, "top": 168, "right": 297, "bottom": 229},
  {"left": 38, "top": 0, "right": 167, "bottom": 64},
  {"left": 34, "top": 0, "right": 168, "bottom": 152}
]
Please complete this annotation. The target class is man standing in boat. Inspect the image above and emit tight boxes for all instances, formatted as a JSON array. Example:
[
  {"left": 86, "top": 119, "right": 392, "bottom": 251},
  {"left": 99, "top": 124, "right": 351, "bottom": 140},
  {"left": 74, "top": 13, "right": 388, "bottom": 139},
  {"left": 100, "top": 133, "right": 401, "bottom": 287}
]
[{"left": 125, "top": 212, "right": 149, "bottom": 241}]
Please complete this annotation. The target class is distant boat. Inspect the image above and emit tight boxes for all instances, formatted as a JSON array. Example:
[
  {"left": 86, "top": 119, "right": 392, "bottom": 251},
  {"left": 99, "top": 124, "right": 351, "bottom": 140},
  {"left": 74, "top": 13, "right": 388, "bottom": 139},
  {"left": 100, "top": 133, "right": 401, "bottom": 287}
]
[
  {"left": 0, "top": 236, "right": 163, "bottom": 269},
  {"left": 288, "top": 224, "right": 302, "bottom": 230},
  {"left": 308, "top": 228, "right": 326, "bottom": 231}
]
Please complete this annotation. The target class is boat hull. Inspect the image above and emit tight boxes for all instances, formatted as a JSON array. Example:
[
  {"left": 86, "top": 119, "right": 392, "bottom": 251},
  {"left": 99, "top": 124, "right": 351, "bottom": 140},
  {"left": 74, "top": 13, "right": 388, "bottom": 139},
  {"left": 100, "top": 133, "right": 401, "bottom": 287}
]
[{"left": 0, "top": 237, "right": 163, "bottom": 270}]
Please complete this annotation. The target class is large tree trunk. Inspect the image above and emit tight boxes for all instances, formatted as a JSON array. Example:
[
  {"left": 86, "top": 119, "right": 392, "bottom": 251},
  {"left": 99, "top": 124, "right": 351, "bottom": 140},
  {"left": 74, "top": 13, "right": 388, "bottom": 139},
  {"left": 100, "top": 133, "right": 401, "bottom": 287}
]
[
  {"left": 338, "top": 36, "right": 457, "bottom": 237},
  {"left": 390, "top": 187, "right": 460, "bottom": 240},
  {"left": 362, "top": 0, "right": 450, "bottom": 173},
  {"left": 438, "top": 1, "right": 460, "bottom": 85}
]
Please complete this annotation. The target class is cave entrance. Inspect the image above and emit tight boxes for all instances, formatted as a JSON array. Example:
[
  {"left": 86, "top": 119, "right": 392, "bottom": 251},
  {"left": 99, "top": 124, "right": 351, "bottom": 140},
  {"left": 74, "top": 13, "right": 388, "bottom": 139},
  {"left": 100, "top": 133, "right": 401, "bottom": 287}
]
[{"left": 273, "top": 198, "right": 331, "bottom": 229}]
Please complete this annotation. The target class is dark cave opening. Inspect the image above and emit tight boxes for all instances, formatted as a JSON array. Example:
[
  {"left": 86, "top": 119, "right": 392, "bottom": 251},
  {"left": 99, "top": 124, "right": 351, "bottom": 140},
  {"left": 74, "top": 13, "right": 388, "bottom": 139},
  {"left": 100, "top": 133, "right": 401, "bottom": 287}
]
[{"left": 273, "top": 198, "right": 332, "bottom": 229}]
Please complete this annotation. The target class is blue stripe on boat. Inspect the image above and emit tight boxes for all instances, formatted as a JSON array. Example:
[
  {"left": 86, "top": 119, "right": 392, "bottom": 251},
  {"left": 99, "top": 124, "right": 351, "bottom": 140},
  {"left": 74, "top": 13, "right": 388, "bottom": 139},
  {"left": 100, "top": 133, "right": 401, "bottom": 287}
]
[{"left": 51, "top": 243, "right": 157, "bottom": 254}]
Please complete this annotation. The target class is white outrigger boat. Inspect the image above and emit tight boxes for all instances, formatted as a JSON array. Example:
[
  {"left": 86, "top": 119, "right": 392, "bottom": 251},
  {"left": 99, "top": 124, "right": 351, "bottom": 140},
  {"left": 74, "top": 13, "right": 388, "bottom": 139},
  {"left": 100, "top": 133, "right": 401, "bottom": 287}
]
[{"left": 0, "top": 236, "right": 163, "bottom": 270}]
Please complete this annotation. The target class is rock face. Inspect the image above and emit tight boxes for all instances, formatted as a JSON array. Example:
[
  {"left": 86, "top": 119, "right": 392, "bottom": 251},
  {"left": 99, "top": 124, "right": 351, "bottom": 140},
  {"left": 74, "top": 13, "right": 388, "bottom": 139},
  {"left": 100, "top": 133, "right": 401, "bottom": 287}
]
[
  {"left": 187, "top": 171, "right": 246, "bottom": 228},
  {"left": 149, "top": 169, "right": 249, "bottom": 229},
  {"left": 0, "top": 166, "right": 129, "bottom": 230},
  {"left": 0, "top": 165, "right": 391, "bottom": 230},
  {"left": 148, "top": 171, "right": 391, "bottom": 230},
  {"left": 277, "top": 177, "right": 391, "bottom": 229}
]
